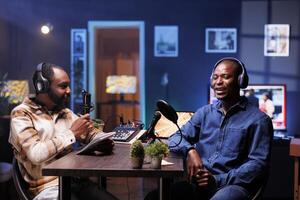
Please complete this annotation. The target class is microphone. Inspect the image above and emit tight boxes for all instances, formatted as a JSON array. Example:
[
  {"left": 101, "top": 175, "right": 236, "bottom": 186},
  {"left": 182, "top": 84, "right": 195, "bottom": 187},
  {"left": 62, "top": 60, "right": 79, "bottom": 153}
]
[
  {"left": 82, "top": 90, "right": 92, "bottom": 114},
  {"left": 156, "top": 100, "right": 178, "bottom": 124},
  {"left": 142, "top": 111, "right": 161, "bottom": 141},
  {"left": 156, "top": 99, "right": 182, "bottom": 148}
]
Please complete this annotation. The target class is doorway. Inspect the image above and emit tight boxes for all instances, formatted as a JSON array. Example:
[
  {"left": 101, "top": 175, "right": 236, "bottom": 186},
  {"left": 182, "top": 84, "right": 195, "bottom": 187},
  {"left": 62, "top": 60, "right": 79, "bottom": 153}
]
[{"left": 88, "top": 21, "right": 145, "bottom": 131}]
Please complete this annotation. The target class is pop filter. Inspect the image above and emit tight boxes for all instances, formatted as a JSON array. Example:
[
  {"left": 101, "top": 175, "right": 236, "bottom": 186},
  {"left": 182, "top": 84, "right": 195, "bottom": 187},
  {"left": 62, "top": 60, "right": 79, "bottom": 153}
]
[
  {"left": 156, "top": 99, "right": 182, "bottom": 148},
  {"left": 156, "top": 100, "right": 178, "bottom": 124}
]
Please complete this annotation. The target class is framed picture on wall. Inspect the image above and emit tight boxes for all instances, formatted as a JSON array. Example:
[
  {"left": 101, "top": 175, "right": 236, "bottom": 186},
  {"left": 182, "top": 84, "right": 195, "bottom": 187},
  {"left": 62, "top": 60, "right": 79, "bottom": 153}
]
[
  {"left": 154, "top": 25, "right": 178, "bottom": 57},
  {"left": 264, "top": 24, "right": 290, "bottom": 57},
  {"left": 71, "top": 29, "right": 87, "bottom": 113},
  {"left": 205, "top": 28, "right": 237, "bottom": 53}
]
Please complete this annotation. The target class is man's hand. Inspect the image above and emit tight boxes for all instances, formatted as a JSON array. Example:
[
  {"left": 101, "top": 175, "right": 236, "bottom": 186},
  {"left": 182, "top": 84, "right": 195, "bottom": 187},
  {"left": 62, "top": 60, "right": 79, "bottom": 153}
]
[
  {"left": 192, "top": 168, "right": 216, "bottom": 190},
  {"left": 71, "top": 114, "right": 93, "bottom": 140},
  {"left": 186, "top": 148, "right": 203, "bottom": 182}
]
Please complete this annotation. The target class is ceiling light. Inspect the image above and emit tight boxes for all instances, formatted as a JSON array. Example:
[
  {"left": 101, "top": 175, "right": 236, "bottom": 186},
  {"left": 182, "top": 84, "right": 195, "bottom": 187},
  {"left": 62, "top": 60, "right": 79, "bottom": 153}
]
[{"left": 41, "top": 23, "right": 53, "bottom": 35}]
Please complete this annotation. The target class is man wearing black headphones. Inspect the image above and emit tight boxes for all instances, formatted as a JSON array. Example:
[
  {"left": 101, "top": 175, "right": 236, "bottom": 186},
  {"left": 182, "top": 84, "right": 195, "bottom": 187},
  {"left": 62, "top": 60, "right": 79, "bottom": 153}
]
[
  {"left": 9, "top": 63, "right": 117, "bottom": 200},
  {"left": 168, "top": 58, "right": 273, "bottom": 200}
]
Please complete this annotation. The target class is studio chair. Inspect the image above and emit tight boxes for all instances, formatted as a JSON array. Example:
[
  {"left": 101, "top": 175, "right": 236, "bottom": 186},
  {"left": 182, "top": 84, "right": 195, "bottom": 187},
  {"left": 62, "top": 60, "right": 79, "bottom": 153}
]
[
  {"left": 250, "top": 173, "right": 270, "bottom": 200},
  {"left": 12, "top": 158, "right": 31, "bottom": 200},
  {"left": 251, "top": 185, "right": 264, "bottom": 200}
]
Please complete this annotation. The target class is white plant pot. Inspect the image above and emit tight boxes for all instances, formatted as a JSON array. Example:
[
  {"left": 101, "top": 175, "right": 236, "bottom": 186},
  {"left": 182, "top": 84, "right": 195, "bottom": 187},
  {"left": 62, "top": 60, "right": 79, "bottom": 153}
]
[
  {"left": 150, "top": 156, "right": 162, "bottom": 169},
  {"left": 144, "top": 154, "right": 151, "bottom": 164},
  {"left": 131, "top": 157, "right": 144, "bottom": 169}
]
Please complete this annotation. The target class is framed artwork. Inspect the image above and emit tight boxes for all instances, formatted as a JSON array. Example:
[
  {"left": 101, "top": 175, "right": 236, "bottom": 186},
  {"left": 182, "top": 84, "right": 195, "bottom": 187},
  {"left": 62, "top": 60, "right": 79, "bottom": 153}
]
[
  {"left": 205, "top": 28, "right": 237, "bottom": 53},
  {"left": 264, "top": 24, "right": 290, "bottom": 57},
  {"left": 154, "top": 26, "right": 178, "bottom": 57},
  {"left": 70, "top": 29, "right": 87, "bottom": 113}
]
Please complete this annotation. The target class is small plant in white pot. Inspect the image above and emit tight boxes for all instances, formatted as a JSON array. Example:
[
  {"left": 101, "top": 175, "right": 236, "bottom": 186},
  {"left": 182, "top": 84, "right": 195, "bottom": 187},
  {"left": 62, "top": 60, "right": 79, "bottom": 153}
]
[
  {"left": 145, "top": 141, "right": 169, "bottom": 169},
  {"left": 130, "top": 140, "right": 145, "bottom": 169}
]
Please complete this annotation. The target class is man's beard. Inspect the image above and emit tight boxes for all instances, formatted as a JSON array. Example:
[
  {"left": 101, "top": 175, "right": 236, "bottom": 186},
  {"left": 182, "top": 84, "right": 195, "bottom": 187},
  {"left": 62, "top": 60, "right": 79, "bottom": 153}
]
[{"left": 48, "top": 90, "right": 70, "bottom": 110}]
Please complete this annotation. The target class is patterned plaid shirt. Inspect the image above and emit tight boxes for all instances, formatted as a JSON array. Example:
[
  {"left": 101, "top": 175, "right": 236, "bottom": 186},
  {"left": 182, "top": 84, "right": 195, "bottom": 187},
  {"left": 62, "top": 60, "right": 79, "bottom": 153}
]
[{"left": 9, "top": 97, "right": 99, "bottom": 197}]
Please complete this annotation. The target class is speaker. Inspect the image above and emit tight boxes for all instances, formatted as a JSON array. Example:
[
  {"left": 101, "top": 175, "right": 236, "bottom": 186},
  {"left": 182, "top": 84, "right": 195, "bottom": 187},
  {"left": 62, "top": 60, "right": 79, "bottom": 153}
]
[
  {"left": 34, "top": 62, "right": 50, "bottom": 93},
  {"left": 210, "top": 57, "right": 249, "bottom": 89}
]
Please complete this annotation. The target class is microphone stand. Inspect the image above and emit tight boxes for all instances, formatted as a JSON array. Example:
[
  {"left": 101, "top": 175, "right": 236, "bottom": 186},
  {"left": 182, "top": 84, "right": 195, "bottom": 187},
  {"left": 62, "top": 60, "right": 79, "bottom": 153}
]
[
  {"left": 81, "top": 89, "right": 93, "bottom": 115},
  {"left": 146, "top": 129, "right": 162, "bottom": 144}
]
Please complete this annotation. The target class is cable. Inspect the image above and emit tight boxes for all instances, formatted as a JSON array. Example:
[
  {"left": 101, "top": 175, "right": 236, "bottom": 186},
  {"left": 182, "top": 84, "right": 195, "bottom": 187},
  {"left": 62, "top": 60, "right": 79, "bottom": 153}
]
[{"left": 167, "top": 123, "right": 183, "bottom": 148}]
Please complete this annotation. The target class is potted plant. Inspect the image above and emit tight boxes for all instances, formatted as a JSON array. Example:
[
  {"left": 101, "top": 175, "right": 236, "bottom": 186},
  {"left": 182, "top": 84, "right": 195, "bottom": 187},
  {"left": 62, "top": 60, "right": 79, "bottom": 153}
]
[
  {"left": 145, "top": 141, "right": 169, "bottom": 169},
  {"left": 130, "top": 140, "right": 145, "bottom": 169},
  {"left": 93, "top": 118, "right": 105, "bottom": 132}
]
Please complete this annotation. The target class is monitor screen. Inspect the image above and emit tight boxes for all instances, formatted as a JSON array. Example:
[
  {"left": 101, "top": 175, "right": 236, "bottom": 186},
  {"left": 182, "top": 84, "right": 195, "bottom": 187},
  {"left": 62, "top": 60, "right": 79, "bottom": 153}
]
[
  {"left": 209, "top": 84, "right": 287, "bottom": 130},
  {"left": 106, "top": 75, "right": 137, "bottom": 94},
  {"left": 155, "top": 111, "right": 194, "bottom": 138}
]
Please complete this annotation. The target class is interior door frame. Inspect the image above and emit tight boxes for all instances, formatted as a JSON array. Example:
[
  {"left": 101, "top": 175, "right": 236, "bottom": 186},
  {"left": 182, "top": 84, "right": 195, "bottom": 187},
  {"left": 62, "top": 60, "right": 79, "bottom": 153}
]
[{"left": 88, "top": 21, "right": 145, "bottom": 123}]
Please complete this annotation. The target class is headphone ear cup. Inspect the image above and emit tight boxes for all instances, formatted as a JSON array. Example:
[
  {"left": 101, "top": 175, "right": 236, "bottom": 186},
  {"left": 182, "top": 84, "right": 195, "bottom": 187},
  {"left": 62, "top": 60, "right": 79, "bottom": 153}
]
[
  {"left": 210, "top": 74, "right": 213, "bottom": 89},
  {"left": 35, "top": 66, "right": 50, "bottom": 93},
  {"left": 238, "top": 75, "right": 243, "bottom": 88},
  {"left": 210, "top": 65, "right": 216, "bottom": 89},
  {"left": 36, "top": 78, "right": 49, "bottom": 93},
  {"left": 36, "top": 81, "right": 43, "bottom": 93},
  {"left": 238, "top": 67, "right": 249, "bottom": 89}
]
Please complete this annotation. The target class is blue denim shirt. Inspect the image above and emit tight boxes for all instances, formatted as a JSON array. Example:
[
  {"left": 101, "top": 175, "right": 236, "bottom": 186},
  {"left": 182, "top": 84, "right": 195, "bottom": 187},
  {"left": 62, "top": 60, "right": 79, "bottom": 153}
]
[{"left": 168, "top": 97, "right": 273, "bottom": 191}]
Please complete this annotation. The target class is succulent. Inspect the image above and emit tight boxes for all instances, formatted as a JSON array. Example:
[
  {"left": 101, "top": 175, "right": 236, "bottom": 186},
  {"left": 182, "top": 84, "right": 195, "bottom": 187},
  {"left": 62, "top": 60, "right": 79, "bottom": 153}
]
[
  {"left": 145, "top": 141, "right": 169, "bottom": 159},
  {"left": 130, "top": 140, "right": 145, "bottom": 158}
]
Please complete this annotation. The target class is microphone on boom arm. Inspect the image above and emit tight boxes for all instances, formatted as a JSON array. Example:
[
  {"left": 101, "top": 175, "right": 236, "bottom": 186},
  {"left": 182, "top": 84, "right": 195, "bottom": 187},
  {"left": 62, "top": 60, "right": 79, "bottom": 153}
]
[
  {"left": 141, "top": 100, "right": 182, "bottom": 147},
  {"left": 82, "top": 89, "right": 93, "bottom": 115},
  {"left": 147, "top": 111, "right": 161, "bottom": 140},
  {"left": 140, "top": 111, "right": 161, "bottom": 142},
  {"left": 156, "top": 100, "right": 183, "bottom": 148}
]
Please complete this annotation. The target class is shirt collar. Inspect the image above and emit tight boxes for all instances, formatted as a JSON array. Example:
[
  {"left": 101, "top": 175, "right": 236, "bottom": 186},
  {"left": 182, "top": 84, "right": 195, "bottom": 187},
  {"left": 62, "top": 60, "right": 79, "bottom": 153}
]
[
  {"left": 23, "top": 97, "right": 41, "bottom": 110},
  {"left": 213, "top": 96, "right": 248, "bottom": 111},
  {"left": 23, "top": 96, "right": 68, "bottom": 116}
]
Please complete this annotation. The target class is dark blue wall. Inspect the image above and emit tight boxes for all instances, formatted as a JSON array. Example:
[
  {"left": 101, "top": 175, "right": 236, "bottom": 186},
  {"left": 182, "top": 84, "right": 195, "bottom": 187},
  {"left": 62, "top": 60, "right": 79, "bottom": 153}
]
[{"left": 0, "top": 0, "right": 299, "bottom": 136}]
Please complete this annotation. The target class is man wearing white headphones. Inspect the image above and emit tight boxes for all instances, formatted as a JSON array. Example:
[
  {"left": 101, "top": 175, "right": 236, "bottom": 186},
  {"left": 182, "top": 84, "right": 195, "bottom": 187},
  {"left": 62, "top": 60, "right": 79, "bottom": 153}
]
[
  {"left": 9, "top": 63, "right": 117, "bottom": 200},
  {"left": 168, "top": 58, "right": 273, "bottom": 200}
]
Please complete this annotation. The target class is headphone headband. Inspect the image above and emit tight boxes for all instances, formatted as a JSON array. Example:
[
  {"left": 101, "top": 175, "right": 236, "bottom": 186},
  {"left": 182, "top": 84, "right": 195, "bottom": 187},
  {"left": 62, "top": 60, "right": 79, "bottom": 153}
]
[
  {"left": 214, "top": 57, "right": 243, "bottom": 69},
  {"left": 36, "top": 62, "right": 45, "bottom": 71}
]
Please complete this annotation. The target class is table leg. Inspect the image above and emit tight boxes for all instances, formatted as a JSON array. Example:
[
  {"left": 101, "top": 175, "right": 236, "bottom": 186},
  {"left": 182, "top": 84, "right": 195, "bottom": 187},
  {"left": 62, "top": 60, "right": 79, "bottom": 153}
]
[
  {"left": 99, "top": 176, "right": 107, "bottom": 189},
  {"left": 159, "top": 177, "right": 172, "bottom": 200},
  {"left": 59, "top": 176, "right": 71, "bottom": 200},
  {"left": 294, "top": 158, "right": 299, "bottom": 200},
  {"left": 159, "top": 178, "right": 162, "bottom": 200}
]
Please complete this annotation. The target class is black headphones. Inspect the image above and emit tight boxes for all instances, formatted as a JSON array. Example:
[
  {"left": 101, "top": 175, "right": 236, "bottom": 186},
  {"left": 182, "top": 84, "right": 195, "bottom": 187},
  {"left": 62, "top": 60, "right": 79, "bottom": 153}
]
[
  {"left": 34, "top": 62, "right": 50, "bottom": 93},
  {"left": 210, "top": 57, "right": 249, "bottom": 89}
]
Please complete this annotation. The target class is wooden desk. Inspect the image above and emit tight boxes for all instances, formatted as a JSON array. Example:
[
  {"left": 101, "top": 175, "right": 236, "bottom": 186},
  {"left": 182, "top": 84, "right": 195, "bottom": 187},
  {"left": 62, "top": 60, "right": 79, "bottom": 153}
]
[
  {"left": 42, "top": 143, "right": 184, "bottom": 200},
  {"left": 290, "top": 138, "right": 300, "bottom": 200}
]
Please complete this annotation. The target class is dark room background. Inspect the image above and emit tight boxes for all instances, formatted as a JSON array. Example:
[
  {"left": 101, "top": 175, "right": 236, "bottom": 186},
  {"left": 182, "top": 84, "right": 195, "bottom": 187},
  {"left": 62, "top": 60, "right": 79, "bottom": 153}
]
[{"left": 0, "top": 0, "right": 299, "bottom": 136}]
